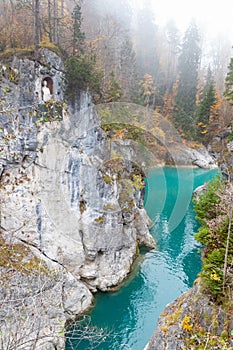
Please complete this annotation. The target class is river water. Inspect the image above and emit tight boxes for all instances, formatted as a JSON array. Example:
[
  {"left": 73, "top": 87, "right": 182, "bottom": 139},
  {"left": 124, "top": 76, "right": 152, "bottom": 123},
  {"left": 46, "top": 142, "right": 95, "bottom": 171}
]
[{"left": 66, "top": 167, "right": 218, "bottom": 350}]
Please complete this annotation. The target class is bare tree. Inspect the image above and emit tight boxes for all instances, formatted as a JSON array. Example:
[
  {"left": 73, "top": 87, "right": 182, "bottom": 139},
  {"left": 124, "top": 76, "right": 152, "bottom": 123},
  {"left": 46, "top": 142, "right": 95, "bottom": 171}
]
[
  {"left": 222, "top": 182, "right": 233, "bottom": 293},
  {"left": 0, "top": 235, "right": 109, "bottom": 350},
  {"left": 34, "top": 0, "right": 40, "bottom": 61}
]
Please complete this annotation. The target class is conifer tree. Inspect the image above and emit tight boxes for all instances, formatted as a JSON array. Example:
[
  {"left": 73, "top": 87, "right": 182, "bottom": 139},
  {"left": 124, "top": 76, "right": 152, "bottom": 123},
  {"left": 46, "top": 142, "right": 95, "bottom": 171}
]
[
  {"left": 197, "top": 69, "right": 217, "bottom": 125},
  {"left": 120, "top": 37, "right": 138, "bottom": 101},
  {"left": 196, "top": 86, "right": 217, "bottom": 143},
  {"left": 197, "top": 84, "right": 216, "bottom": 123},
  {"left": 165, "top": 20, "right": 180, "bottom": 93},
  {"left": 173, "top": 21, "right": 201, "bottom": 137},
  {"left": 134, "top": 0, "right": 160, "bottom": 80},
  {"left": 224, "top": 57, "right": 233, "bottom": 103},
  {"left": 72, "top": 4, "right": 85, "bottom": 56}
]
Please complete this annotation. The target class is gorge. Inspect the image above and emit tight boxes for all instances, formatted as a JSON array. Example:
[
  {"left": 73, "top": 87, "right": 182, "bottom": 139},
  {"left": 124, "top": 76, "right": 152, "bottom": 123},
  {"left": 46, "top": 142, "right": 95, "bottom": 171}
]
[{"left": 1, "top": 50, "right": 232, "bottom": 350}]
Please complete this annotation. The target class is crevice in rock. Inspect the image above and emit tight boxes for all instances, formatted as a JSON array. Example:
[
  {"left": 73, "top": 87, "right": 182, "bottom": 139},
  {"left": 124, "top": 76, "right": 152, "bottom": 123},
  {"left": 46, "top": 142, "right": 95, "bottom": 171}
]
[{"left": 17, "top": 237, "right": 66, "bottom": 270}]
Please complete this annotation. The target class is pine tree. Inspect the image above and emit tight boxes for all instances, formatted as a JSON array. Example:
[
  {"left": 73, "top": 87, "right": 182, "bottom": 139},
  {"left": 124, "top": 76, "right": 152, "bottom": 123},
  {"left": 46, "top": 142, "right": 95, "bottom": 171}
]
[
  {"left": 104, "top": 71, "right": 122, "bottom": 102},
  {"left": 196, "top": 84, "right": 217, "bottom": 142},
  {"left": 197, "top": 69, "right": 217, "bottom": 124},
  {"left": 120, "top": 37, "right": 138, "bottom": 102},
  {"left": 224, "top": 57, "right": 233, "bottom": 103},
  {"left": 34, "top": 0, "right": 40, "bottom": 60},
  {"left": 134, "top": 0, "right": 160, "bottom": 80},
  {"left": 197, "top": 84, "right": 216, "bottom": 121},
  {"left": 173, "top": 21, "right": 201, "bottom": 137},
  {"left": 196, "top": 68, "right": 223, "bottom": 143},
  {"left": 64, "top": 55, "right": 102, "bottom": 102},
  {"left": 165, "top": 20, "right": 180, "bottom": 93},
  {"left": 72, "top": 4, "right": 85, "bottom": 56}
]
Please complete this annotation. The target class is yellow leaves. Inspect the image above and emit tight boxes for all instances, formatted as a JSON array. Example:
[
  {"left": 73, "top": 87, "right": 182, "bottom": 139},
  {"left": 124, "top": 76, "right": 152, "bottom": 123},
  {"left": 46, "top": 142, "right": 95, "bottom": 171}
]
[
  {"left": 131, "top": 174, "right": 145, "bottom": 190},
  {"left": 197, "top": 121, "right": 208, "bottom": 135},
  {"left": 210, "top": 271, "right": 221, "bottom": 282},
  {"left": 181, "top": 315, "right": 193, "bottom": 332},
  {"left": 144, "top": 90, "right": 153, "bottom": 96},
  {"left": 112, "top": 128, "right": 125, "bottom": 140},
  {"left": 139, "top": 73, "right": 156, "bottom": 104},
  {"left": 210, "top": 88, "right": 223, "bottom": 114},
  {"left": 143, "top": 73, "right": 154, "bottom": 86},
  {"left": 89, "top": 35, "right": 106, "bottom": 46},
  {"left": 197, "top": 122, "right": 207, "bottom": 128}
]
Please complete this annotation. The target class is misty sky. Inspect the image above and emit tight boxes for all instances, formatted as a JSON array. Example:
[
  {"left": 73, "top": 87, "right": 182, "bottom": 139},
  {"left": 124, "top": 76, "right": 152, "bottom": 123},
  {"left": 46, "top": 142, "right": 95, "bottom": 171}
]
[{"left": 133, "top": 0, "right": 233, "bottom": 40}]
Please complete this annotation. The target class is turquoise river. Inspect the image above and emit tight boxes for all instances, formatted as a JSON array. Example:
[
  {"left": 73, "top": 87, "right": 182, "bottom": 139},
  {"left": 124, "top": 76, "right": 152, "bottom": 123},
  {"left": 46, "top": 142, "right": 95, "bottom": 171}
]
[{"left": 66, "top": 166, "right": 218, "bottom": 350}]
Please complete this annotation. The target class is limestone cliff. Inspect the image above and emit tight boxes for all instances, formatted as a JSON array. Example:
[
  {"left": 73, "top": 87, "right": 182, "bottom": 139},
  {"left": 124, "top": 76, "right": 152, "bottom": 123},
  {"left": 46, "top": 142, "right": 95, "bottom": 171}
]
[{"left": 0, "top": 49, "right": 155, "bottom": 349}]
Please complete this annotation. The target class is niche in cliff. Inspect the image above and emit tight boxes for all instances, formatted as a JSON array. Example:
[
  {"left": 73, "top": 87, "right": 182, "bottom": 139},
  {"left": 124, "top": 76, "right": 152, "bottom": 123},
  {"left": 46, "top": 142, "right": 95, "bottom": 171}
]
[{"left": 35, "top": 48, "right": 64, "bottom": 104}]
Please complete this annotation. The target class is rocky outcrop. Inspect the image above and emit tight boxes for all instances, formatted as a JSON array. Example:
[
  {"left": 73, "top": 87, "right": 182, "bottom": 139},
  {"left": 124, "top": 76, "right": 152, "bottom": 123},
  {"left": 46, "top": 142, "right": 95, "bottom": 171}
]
[
  {"left": 211, "top": 125, "right": 233, "bottom": 180},
  {"left": 145, "top": 281, "right": 233, "bottom": 350},
  {"left": 173, "top": 145, "right": 217, "bottom": 168},
  {"left": 0, "top": 51, "right": 154, "bottom": 348}
]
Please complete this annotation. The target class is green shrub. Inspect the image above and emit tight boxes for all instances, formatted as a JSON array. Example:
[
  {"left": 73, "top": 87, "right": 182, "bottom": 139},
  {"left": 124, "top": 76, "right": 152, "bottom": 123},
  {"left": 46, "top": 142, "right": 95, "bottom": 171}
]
[
  {"left": 64, "top": 55, "right": 102, "bottom": 101},
  {"left": 195, "top": 226, "right": 210, "bottom": 246},
  {"left": 200, "top": 248, "right": 224, "bottom": 295},
  {"left": 193, "top": 176, "right": 233, "bottom": 297},
  {"left": 193, "top": 176, "right": 222, "bottom": 226}
]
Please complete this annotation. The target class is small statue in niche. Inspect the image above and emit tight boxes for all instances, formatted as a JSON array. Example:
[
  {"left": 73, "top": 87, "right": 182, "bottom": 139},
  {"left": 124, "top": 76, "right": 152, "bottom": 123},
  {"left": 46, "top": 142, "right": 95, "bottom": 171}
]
[{"left": 42, "top": 80, "right": 51, "bottom": 102}]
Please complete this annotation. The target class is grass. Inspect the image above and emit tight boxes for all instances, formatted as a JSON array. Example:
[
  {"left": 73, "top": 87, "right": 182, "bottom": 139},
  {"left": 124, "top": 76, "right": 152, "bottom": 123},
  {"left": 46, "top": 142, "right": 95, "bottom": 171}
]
[
  {"left": 0, "top": 42, "right": 65, "bottom": 63},
  {"left": 0, "top": 234, "right": 49, "bottom": 277}
]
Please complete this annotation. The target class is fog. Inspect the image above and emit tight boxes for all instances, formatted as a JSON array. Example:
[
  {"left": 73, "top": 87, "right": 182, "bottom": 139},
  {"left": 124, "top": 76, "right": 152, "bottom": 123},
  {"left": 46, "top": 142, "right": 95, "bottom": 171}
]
[
  {"left": 131, "top": 0, "right": 233, "bottom": 39},
  {"left": 82, "top": 0, "right": 233, "bottom": 49},
  {"left": 80, "top": 0, "right": 232, "bottom": 83}
]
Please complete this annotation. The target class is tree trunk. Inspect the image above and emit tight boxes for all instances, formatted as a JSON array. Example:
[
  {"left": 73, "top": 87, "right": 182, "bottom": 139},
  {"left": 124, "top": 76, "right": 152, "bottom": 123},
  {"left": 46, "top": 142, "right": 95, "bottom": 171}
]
[
  {"left": 222, "top": 185, "right": 233, "bottom": 293},
  {"left": 53, "top": 0, "right": 58, "bottom": 44},
  {"left": 61, "top": 0, "right": 64, "bottom": 17},
  {"left": 34, "top": 0, "right": 40, "bottom": 61},
  {"left": 48, "top": 0, "right": 52, "bottom": 42}
]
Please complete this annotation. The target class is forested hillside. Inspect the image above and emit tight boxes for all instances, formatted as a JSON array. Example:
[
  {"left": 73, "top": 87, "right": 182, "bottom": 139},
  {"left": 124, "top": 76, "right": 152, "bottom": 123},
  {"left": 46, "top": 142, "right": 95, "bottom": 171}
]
[{"left": 0, "top": 0, "right": 232, "bottom": 141}]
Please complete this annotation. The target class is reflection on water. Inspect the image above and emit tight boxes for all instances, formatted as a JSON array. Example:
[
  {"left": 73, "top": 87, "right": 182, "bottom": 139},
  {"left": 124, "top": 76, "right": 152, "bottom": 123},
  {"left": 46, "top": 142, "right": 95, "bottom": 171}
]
[{"left": 66, "top": 167, "right": 218, "bottom": 350}]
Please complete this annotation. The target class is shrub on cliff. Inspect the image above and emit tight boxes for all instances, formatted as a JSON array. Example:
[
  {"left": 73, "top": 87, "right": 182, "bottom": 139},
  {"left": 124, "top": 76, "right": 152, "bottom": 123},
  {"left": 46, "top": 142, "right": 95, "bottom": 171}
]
[
  {"left": 194, "top": 176, "right": 233, "bottom": 298},
  {"left": 64, "top": 55, "right": 102, "bottom": 102}
]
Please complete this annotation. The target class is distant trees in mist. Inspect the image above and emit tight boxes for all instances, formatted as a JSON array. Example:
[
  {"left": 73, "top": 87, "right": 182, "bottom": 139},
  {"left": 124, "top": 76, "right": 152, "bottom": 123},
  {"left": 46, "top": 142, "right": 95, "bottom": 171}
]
[{"left": 0, "top": 0, "right": 232, "bottom": 140}]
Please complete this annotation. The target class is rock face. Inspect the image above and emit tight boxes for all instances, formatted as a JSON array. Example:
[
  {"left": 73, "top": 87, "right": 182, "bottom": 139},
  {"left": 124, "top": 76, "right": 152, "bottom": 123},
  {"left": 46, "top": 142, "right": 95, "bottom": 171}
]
[
  {"left": 211, "top": 126, "right": 233, "bottom": 180},
  {"left": 0, "top": 51, "right": 154, "bottom": 348},
  {"left": 145, "top": 281, "right": 233, "bottom": 350},
  {"left": 176, "top": 145, "right": 217, "bottom": 168}
]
